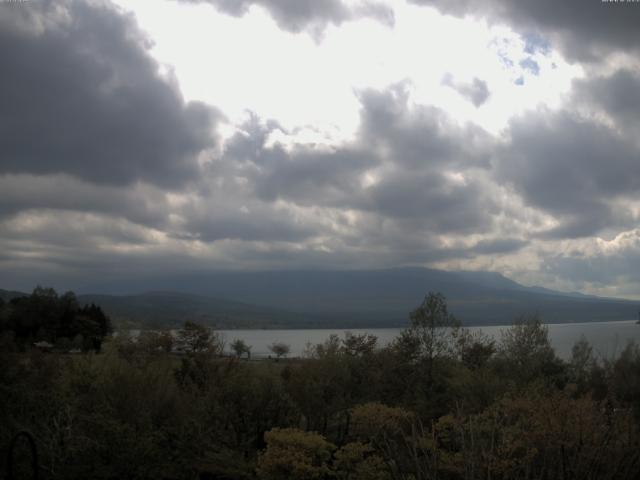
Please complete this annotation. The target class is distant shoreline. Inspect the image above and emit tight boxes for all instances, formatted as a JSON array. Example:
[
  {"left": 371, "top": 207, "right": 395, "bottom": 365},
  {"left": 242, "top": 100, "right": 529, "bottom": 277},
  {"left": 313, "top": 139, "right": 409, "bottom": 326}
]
[
  {"left": 116, "top": 320, "right": 640, "bottom": 361},
  {"left": 116, "top": 318, "right": 638, "bottom": 332}
]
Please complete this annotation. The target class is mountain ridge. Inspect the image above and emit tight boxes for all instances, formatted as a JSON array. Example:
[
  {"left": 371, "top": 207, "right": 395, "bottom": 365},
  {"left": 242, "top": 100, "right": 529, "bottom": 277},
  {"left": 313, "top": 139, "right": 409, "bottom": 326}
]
[{"left": 3, "top": 268, "right": 638, "bottom": 328}]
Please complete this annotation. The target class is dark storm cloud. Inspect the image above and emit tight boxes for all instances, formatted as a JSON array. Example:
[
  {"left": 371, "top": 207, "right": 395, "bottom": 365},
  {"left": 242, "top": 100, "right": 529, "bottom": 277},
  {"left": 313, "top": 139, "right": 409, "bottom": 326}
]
[
  {"left": 442, "top": 74, "right": 490, "bottom": 107},
  {"left": 0, "top": 174, "right": 169, "bottom": 228},
  {"left": 180, "top": 215, "right": 315, "bottom": 242},
  {"left": 0, "top": 0, "right": 219, "bottom": 188},
  {"left": 497, "top": 107, "right": 640, "bottom": 238},
  {"left": 362, "top": 171, "right": 494, "bottom": 234},
  {"left": 181, "top": 0, "right": 394, "bottom": 33},
  {"left": 411, "top": 0, "right": 640, "bottom": 61},
  {"left": 470, "top": 237, "right": 528, "bottom": 255},
  {"left": 574, "top": 69, "right": 640, "bottom": 130}
]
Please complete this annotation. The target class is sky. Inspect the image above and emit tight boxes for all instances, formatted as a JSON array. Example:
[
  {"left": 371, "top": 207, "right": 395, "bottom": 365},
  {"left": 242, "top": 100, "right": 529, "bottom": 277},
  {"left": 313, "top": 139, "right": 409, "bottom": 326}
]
[{"left": 1, "top": 0, "right": 640, "bottom": 298}]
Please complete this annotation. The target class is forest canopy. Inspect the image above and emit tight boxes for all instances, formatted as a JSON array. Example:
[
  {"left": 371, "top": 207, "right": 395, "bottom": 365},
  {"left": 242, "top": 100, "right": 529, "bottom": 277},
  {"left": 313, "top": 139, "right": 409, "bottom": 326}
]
[
  {"left": 2, "top": 292, "right": 640, "bottom": 479},
  {"left": 0, "top": 286, "right": 112, "bottom": 352}
]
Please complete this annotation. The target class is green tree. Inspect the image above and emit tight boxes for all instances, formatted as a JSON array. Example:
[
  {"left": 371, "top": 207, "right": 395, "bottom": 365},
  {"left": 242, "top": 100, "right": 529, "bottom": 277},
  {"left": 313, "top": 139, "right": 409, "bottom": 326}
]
[
  {"left": 313, "top": 334, "right": 341, "bottom": 358},
  {"left": 342, "top": 332, "right": 378, "bottom": 357},
  {"left": 568, "top": 335, "right": 595, "bottom": 392},
  {"left": 176, "top": 321, "right": 222, "bottom": 354},
  {"left": 333, "top": 442, "right": 390, "bottom": 480},
  {"left": 268, "top": 342, "right": 290, "bottom": 360},
  {"left": 407, "top": 292, "right": 460, "bottom": 363},
  {"left": 610, "top": 341, "right": 640, "bottom": 419},
  {"left": 498, "top": 313, "right": 561, "bottom": 384},
  {"left": 455, "top": 328, "right": 495, "bottom": 370},
  {"left": 2, "top": 287, "right": 111, "bottom": 351},
  {"left": 230, "top": 338, "right": 252, "bottom": 359},
  {"left": 284, "top": 352, "right": 352, "bottom": 434}
]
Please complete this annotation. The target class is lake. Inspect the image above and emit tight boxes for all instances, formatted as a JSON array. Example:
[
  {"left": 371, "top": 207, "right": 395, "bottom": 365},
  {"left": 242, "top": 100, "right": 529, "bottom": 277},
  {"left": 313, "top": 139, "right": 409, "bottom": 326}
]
[{"left": 218, "top": 320, "right": 640, "bottom": 360}]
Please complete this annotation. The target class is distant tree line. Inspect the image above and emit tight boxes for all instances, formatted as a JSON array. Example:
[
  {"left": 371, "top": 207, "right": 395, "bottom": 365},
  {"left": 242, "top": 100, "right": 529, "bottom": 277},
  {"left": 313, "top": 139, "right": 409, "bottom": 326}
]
[
  {"left": 2, "top": 292, "right": 640, "bottom": 479},
  {"left": 0, "top": 286, "right": 112, "bottom": 352}
]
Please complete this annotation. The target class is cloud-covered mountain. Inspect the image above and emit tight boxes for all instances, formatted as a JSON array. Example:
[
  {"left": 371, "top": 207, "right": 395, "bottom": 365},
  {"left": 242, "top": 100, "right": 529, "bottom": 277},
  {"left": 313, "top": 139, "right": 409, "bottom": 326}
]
[{"left": 65, "top": 268, "right": 639, "bottom": 328}]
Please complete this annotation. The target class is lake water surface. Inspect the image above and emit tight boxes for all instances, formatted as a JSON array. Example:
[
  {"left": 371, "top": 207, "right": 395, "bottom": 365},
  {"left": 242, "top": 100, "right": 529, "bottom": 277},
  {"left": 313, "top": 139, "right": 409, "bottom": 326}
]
[{"left": 218, "top": 320, "right": 640, "bottom": 360}]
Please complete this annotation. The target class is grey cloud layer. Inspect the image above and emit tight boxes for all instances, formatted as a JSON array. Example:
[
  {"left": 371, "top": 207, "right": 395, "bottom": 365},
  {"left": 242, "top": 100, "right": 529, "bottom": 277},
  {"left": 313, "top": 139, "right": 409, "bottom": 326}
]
[
  {"left": 0, "top": 174, "right": 169, "bottom": 228},
  {"left": 0, "top": 0, "right": 218, "bottom": 188},
  {"left": 1, "top": 0, "right": 640, "bottom": 297},
  {"left": 411, "top": 0, "right": 640, "bottom": 61},
  {"left": 497, "top": 71, "right": 640, "bottom": 239},
  {"left": 220, "top": 85, "right": 497, "bottom": 238},
  {"left": 575, "top": 70, "right": 640, "bottom": 132}
]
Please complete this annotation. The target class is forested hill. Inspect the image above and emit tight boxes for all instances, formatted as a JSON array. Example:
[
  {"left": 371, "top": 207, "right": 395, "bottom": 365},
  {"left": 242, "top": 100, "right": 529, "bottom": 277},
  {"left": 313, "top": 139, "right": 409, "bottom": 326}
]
[
  {"left": 4, "top": 268, "right": 638, "bottom": 328},
  {"left": 0, "top": 289, "right": 27, "bottom": 302},
  {"left": 76, "top": 292, "right": 308, "bottom": 329}
]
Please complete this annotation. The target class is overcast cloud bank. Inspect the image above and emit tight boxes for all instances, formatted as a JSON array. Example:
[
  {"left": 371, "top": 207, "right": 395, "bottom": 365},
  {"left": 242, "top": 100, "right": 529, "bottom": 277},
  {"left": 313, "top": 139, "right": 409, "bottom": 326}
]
[{"left": 1, "top": 0, "right": 639, "bottom": 299}]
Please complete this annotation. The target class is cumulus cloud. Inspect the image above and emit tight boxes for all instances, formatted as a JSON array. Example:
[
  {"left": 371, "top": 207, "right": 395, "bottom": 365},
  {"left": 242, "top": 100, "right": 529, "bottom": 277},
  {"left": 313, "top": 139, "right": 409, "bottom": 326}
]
[
  {"left": 497, "top": 106, "right": 640, "bottom": 238},
  {"left": 221, "top": 116, "right": 376, "bottom": 208},
  {"left": 181, "top": 0, "right": 394, "bottom": 35},
  {"left": 442, "top": 74, "right": 490, "bottom": 107},
  {"left": 356, "top": 86, "right": 492, "bottom": 170},
  {"left": 0, "top": 0, "right": 219, "bottom": 188},
  {"left": 217, "top": 85, "right": 498, "bottom": 237}
]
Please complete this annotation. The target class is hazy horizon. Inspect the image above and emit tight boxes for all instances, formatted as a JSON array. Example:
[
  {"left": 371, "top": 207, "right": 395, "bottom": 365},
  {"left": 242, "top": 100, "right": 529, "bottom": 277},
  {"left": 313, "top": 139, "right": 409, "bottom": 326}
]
[{"left": 0, "top": 266, "right": 617, "bottom": 300}]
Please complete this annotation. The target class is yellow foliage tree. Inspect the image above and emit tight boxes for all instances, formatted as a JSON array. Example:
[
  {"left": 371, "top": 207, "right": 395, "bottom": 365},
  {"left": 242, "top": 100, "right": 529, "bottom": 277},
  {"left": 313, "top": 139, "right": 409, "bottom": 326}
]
[{"left": 256, "top": 428, "right": 335, "bottom": 480}]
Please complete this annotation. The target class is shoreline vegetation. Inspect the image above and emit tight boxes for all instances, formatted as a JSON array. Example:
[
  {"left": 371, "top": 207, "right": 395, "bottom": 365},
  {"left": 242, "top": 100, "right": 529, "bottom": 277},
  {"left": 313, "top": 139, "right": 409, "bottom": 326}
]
[{"left": 3, "top": 289, "right": 640, "bottom": 479}]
